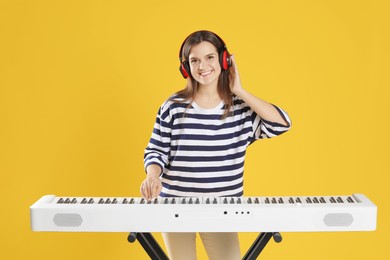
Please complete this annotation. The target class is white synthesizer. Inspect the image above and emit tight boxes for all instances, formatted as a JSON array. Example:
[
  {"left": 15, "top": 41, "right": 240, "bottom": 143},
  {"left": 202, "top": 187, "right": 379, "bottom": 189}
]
[{"left": 30, "top": 194, "right": 377, "bottom": 233}]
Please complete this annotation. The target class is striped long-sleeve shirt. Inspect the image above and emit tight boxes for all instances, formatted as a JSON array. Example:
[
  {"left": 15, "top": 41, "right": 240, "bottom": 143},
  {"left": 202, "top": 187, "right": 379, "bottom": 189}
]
[{"left": 144, "top": 95, "right": 291, "bottom": 197}]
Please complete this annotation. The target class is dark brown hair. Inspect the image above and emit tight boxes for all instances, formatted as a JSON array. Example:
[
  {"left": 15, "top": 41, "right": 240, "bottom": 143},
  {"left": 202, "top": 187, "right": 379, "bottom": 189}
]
[{"left": 172, "top": 30, "right": 233, "bottom": 119}]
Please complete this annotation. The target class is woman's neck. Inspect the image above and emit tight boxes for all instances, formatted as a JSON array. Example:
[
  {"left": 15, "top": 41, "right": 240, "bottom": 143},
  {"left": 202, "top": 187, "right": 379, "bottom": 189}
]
[
  {"left": 194, "top": 84, "right": 221, "bottom": 109},
  {"left": 197, "top": 82, "right": 219, "bottom": 98}
]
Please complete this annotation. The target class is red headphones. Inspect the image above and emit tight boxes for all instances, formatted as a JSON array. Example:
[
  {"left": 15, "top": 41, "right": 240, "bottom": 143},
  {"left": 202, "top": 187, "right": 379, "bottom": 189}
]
[{"left": 179, "top": 31, "right": 232, "bottom": 79}]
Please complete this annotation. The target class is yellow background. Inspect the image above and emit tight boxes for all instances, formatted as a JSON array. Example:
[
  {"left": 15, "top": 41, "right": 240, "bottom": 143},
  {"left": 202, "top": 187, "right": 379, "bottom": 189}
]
[{"left": 1, "top": 0, "right": 389, "bottom": 259}]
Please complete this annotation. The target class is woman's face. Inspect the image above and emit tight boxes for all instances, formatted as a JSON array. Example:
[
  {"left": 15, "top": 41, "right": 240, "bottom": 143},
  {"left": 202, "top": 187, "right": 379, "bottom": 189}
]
[{"left": 188, "top": 41, "right": 221, "bottom": 88}]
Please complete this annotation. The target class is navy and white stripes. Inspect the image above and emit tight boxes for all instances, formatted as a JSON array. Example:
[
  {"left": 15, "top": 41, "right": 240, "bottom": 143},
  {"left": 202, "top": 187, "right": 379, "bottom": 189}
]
[{"left": 144, "top": 96, "right": 291, "bottom": 197}]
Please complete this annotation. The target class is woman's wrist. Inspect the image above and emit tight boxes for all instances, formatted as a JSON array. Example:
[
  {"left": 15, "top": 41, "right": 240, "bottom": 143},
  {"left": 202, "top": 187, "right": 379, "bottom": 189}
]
[
  {"left": 233, "top": 87, "right": 247, "bottom": 100},
  {"left": 146, "top": 164, "right": 162, "bottom": 179}
]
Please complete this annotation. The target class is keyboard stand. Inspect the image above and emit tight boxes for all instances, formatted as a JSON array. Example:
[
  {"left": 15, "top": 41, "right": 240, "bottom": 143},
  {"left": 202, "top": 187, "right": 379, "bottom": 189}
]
[
  {"left": 128, "top": 232, "right": 282, "bottom": 260},
  {"left": 128, "top": 232, "right": 169, "bottom": 260},
  {"left": 242, "top": 232, "right": 282, "bottom": 260}
]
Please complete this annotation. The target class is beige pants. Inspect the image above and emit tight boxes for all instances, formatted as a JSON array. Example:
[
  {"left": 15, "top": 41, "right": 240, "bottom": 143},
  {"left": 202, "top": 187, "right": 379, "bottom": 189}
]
[{"left": 162, "top": 232, "right": 241, "bottom": 260}]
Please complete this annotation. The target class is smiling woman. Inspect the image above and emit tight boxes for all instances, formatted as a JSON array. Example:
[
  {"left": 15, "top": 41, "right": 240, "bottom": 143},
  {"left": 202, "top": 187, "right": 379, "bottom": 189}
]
[
  {"left": 177, "top": 30, "right": 233, "bottom": 118},
  {"left": 139, "top": 30, "right": 292, "bottom": 260}
]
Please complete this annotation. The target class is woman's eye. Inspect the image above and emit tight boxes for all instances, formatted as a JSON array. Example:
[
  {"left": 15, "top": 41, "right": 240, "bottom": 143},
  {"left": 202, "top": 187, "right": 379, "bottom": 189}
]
[
  {"left": 208, "top": 56, "right": 215, "bottom": 60},
  {"left": 190, "top": 59, "right": 198, "bottom": 64}
]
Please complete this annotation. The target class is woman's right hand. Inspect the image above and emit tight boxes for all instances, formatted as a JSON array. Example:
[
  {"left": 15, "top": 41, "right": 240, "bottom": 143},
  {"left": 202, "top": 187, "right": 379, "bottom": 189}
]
[{"left": 140, "top": 165, "right": 162, "bottom": 201}]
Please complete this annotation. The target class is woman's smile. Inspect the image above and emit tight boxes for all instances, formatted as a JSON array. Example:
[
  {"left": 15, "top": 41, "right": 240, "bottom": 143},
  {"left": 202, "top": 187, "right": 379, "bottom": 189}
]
[{"left": 199, "top": 70, "right": 213, "bottom": 77}]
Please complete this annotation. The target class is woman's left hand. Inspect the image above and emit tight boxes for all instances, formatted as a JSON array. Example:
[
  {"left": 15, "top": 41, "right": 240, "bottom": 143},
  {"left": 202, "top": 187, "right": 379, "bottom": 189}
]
[{"left": 229, "top": 55, "right": 244, "bottom": 96}]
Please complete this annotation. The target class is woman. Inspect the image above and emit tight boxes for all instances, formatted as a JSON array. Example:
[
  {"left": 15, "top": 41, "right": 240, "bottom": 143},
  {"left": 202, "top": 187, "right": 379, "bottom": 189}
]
[{"left": 140, "top": 30, "right": 291, "bottom": 260}]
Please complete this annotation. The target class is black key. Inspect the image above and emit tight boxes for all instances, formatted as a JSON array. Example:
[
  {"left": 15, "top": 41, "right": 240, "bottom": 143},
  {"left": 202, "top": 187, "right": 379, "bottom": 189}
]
[
  {"left": 81, "top": 198, "right": 87, "bottom": 204},
  {"left": 88, "top": 198, "right": 94, "bottom": 204},
  {"left": 57, "top": 198, "right": 64, "bottom": 204},
  {"left": 98, "top": 198, "right": 104, "bottom": 204}
]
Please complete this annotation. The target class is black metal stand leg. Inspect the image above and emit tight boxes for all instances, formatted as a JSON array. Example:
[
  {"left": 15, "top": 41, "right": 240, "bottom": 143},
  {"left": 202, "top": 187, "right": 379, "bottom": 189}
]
[
  {"left": 242, "top": 232, "right": 282, "bottom": 260},
  {"left": 128, "top": 231, "right": 280, "bottom": 260},
  {"left": 128, "top": 232, "right": 169, "bottom": 260}
]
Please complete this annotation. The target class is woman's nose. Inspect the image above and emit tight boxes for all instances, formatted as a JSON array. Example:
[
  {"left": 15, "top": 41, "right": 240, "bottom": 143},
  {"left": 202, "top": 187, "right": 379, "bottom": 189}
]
[
  {"left": 198, "top": 59, "right": 208, "bottom": 69},
  {"left": 198, "top": 60, "right": 204, "bottom": 69}
]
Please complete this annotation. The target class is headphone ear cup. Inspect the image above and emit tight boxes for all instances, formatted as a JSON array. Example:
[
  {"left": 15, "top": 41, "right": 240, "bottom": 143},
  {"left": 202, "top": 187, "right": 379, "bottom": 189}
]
[
  {"left": 221, "top": 50, "right": 231, "bottom": 70},
  {"left": 226, "top": 52, "right": 232, "bottom": 68},
  {"left": 180, "top": 62, "right": 191, "bottom": 78}
]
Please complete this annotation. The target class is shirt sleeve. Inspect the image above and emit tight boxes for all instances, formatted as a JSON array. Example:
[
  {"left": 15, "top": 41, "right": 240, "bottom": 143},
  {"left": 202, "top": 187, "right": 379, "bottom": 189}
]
[
  {"left": 250, "top": 104, "right": 292, "bottom": 143},
  {"left": 143, "top": 101, "right": 172, "bottom": 173}
]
